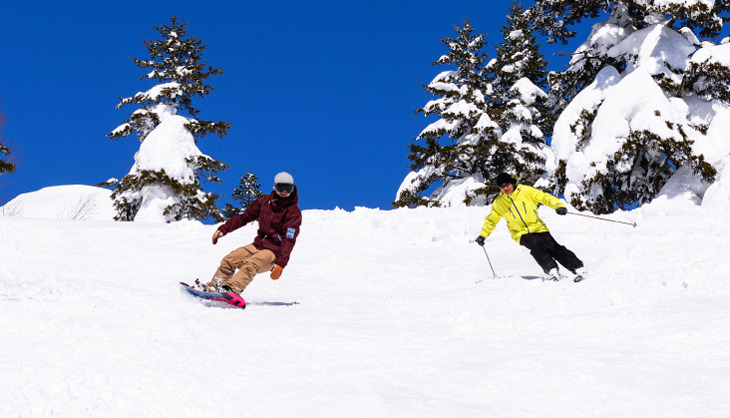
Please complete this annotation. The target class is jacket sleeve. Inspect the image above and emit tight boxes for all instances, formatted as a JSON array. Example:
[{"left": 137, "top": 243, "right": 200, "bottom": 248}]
[
  {"left": 218, "top": 196, "right": 264, "bottom": 235},
  {"left": 274, "top": 206, "right": 302, "bottom": 268},
  {"left": 528, "top": 186, "right": 565, "bottom": 210},
  {"left": 480, "top": 206, "right": 502, "bottom": 238}
]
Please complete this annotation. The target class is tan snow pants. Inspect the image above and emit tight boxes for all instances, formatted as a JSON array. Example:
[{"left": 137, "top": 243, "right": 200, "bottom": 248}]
[{"left": 207, "top": 244, "right": 276, "bottom": 294}]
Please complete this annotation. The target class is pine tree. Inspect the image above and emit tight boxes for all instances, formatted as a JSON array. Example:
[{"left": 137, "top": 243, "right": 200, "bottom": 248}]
[
  {"left": 535, "top": 1, "right": 724, "bottom": 214},
  {"left": 575, "top": 127, "right": 715, "bottom": 213},
  {"left": 394, "top": 20, "right": 494, "bottom": 208},
  {"left": 489, "top": 2, "right": 554, "bottom": 187},
  {"left": 222, "top": 171, "right": 264, "bottom": 218},
  {"left": 530, "top": 0, "right": 727, "bottom": 45},
  {"left": 0, "top": 144, "right": 11, "bottom": 174},
  {"left": 538, "top": 2, "right": 631, "bottom": 117},
  {"left": 492, "top": 2, "right": 550, "bottom": 95},
  {"left": 0, "top": 106, "right": 15, "bottom": 175},
  {"left": 683, "top": 45, "right": 730, "bottom": 102},
  {"left": 396, "top": 19, "right": 548, "bottom": 207},
  {"left": 106, "top": 17, "right": 230, "bottom": 222},
  {"left": 532, "top": 0, "right": 729, "bottom": 114}
]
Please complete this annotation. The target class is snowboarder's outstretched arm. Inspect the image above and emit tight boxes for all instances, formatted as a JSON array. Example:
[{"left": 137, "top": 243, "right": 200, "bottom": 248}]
[{"left": 211, "top": 196, "right": 265, "bottom": 244}]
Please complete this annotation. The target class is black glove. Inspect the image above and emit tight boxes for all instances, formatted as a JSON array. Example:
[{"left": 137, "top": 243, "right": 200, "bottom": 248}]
[
  {"left": 556, "top": 207, "right": 567, "bottom": 215},
  {"left": 475, "top": 236, "right": 485, "bottom": 246}
]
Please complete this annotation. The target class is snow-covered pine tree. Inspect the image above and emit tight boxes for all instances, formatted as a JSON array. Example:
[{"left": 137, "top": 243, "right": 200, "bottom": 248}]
[
  {"left": 394, "top": 20, "right": 495, "bottom": 208},
  {"left": 535, "top": 0, "right": 722, "bottom": 214},
  {"left": 533, "top": 0, "right": 727, "bottom": 114},
  {"left": 488, "top": 2, "right": 554, "bottom": 187},
  {"left": 221, "top": 170, "right": 264, "bottom": 218},
  {"left": 107, "top": 17, "right": 230, "bottom": 223},
  {"left": 396, "top": 18, "right": 553, "bottom": 208},
  {"left": 534, "top": 1, "right": 628, "bottom": 118},
  {"left": 0, "top": 105, "right": 15, "bottom": 175},
  {"left": 683, "top": 40, "right": 730, "bottom": 103},
  {"left": 0, "top": 144, "right": 11, "bottom": 175}
]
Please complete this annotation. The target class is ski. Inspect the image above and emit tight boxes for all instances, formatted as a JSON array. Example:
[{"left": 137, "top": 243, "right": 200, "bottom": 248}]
[
  {"left": 544, "top": 275, "right": 586, "bottom": 283},
  {"left": 180, "top": 282, "right": 246, "bottom": 309},
  {"left": 476, "top": 274, "right": 543, "bottom": 283},
  {"left": 476, "top": 274, "right": 585, "bottom": 283}
]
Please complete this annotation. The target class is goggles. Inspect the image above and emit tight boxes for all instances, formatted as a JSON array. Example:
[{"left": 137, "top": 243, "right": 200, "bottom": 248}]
[{"left": 275, "top": 183, "right": 294, "bottom": 194}]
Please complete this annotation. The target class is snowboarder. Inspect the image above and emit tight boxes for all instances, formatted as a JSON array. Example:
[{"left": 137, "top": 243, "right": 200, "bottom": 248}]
[
  {"left": 202, "top": 172, "right": 302, "bottom": 294},
  {"left": 475, "top": 173, "right": 587, "bottom": 282}
]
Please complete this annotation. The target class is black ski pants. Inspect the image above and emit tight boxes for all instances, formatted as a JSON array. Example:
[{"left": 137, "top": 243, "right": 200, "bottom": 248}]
[{"left": 519, "top": 231, "right": 583, "bottom": 274}]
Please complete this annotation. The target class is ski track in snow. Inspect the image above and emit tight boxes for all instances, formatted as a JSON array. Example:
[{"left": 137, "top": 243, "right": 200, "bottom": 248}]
[{"left": 1, "top": 201, "right": 730, "bottom": 417}]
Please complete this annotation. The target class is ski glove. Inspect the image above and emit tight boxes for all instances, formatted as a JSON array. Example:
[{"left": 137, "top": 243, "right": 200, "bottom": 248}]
[
  {"left": 475, "top": 236, "right": 486, "bottom": 246},
  {"left": 270, "top": 264, "right": 284, "bottom": 280},
  {"left": 556, "top": 207, "right": 568, "bottom": 216},
  {"left": 212, "top": 230, "right": 224, "bottom": 245}
]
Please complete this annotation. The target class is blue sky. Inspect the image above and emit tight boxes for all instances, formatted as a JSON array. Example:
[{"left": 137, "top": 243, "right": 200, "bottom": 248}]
[{"left": 0, "top": 1, "right": 584, "bottom": 211}]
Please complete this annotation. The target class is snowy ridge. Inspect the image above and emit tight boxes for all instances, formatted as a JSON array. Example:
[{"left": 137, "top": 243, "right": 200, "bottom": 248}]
[{"left": 1, "top": 188, "right": 730, "bottom": 416}]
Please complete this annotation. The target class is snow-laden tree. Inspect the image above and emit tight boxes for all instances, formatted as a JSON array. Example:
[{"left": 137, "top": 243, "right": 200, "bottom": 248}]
[
  {"left": 488, "top": 2, "right": 555, "bottom": 188},
  {"left": 0, "top": 111, "right": 15, "bottom": 174},
  {"left": 221, "top": 170, "right": 264, "bottom": 218},
  {"left": 534, "top": 0, "right": 729, "bottom": 114},
  {"left": 0, "top": 143, "right": 11, "bottom": 175},
  {"left": 0, "top": 103, "right": 15, "bottom": 176},
  {"left": 395, "top": 17, "right": 553, "bottom": 208},
  {"left": 531, "top": 0, "right": 727, "bottom": 46},
  {"left": 394, "top": 20, "right": 496, "bottom": 208},
  {"left": 683, "top": 39, "right": 730, "bottom": 102},
  {"left": 491, "top": 2, "right": 549, "bottom": 106},
  {"left": 106, "top": 17, "right": 229, "bottom": 222},
  {"left": 534, "top": 1, "right": 725, "bottom": 213}
]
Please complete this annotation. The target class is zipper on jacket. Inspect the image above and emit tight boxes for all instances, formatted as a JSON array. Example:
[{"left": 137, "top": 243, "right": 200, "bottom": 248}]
[{"left": 508, "top": 195, "right": 530, "bottom": 234}]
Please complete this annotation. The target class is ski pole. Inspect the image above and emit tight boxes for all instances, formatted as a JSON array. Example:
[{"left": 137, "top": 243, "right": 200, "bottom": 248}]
[
  {"left": 568, "top": 211, "right": 636, "bottom": 227},
  {"left": 481, "top": 246, "right": 497, "bottom": 278}
]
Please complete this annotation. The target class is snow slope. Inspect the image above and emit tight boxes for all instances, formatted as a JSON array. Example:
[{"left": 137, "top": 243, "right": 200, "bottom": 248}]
[{"left": 1, "top": 186, "right": 729, "bottom": 417}]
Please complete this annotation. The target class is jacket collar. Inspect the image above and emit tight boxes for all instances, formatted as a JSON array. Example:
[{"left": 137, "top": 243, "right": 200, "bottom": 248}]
[{"left": 270, "top": 187, "right": 299, "bottom": 209}]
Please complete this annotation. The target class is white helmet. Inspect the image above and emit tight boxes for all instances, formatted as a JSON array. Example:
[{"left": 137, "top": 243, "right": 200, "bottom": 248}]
[
  {"left": 274, "top": 172, "right": 294, "bottom": 185},
  {"left": 274, "top": 172, "right": 295, "bottom": 194}
]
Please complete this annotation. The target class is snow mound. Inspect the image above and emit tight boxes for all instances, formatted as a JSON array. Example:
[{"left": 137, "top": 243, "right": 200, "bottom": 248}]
[{"left": 0, "top": 185, "right": 115, "bottom": 221}]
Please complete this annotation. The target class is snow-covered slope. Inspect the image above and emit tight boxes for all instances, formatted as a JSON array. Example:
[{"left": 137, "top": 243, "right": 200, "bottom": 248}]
[{"left": 1, "top": 187, "right": 729, "bottom": 417}]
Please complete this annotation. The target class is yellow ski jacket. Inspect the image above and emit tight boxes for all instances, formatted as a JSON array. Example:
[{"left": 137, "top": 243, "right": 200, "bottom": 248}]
[{"left": 480, "top": 185, "right": 566, "bottom": 243}]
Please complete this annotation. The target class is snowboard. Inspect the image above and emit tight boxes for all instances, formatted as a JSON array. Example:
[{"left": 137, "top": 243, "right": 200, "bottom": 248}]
[{"left": 180, "top": 282, "right": 246, "bottom": 309}]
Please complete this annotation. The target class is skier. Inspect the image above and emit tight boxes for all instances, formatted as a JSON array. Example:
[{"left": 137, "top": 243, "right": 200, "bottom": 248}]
[
  {"left": 201, "top": 172, "right": 302, "bottom": 294},
  {"left": 475, "top": 173, "right": 587, "bottom": 282}
]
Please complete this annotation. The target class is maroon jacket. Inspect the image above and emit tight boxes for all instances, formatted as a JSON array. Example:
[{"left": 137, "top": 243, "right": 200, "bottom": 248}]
[{"left": 217, "top": 188, "right": 302, "bottom": 268}]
